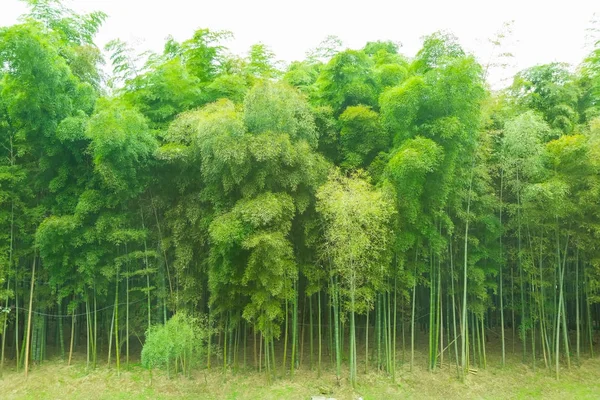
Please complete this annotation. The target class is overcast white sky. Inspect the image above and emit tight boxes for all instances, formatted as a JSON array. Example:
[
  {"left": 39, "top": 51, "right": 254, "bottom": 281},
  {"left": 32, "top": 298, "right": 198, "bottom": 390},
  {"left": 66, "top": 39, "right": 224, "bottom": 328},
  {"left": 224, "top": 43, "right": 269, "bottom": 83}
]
[{"left": 1, "top": 0, "right": 599, "bottom": 87}]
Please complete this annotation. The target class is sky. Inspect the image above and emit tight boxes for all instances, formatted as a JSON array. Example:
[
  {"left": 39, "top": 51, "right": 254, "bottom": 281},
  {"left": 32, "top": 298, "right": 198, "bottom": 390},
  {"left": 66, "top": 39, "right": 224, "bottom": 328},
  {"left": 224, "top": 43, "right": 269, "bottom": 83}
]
[{"left": 1, "top": 0, "right": 599, "bottom": 87}]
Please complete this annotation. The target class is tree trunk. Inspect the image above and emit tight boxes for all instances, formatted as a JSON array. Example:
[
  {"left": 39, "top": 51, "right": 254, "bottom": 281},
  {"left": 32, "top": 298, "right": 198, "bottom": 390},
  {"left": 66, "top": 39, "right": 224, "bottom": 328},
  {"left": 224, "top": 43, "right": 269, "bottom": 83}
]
[
  {"left": 318, "top": 289, "right": 322, "bottom": 377},
  {"left": 410, "top": 271, "right": 416, "bottom": 372},
  {"left": 461, "top": 167, "right": 473, "bottom": 380},
  {"left": 24, "top": 256, "right": 36, "bottom": 377},
  {"left": 499, "top": 169, "right": 506, "bottom": 367},
  {"left": 68, "top": 311, "right": 75, "bottom": 366},
  {"left": 575, "top": 248, "right": 580, "bottom": 364},
  {"left": 1, "top": 275, "right": 9, "bottom": 377}
]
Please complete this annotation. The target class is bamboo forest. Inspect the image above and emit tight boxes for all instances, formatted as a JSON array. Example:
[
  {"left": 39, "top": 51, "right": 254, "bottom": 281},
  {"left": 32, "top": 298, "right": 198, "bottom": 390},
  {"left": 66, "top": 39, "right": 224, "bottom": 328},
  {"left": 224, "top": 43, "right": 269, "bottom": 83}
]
[{"left": 2, "top": 1, "right": 600, "bottom": 399}]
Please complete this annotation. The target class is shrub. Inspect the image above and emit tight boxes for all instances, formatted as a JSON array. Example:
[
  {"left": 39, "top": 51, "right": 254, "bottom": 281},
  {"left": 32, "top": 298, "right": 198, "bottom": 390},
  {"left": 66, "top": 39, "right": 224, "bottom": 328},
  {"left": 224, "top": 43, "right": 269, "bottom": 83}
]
[{"left": 141, "top": 312, "right": 213, "bottom": 376}]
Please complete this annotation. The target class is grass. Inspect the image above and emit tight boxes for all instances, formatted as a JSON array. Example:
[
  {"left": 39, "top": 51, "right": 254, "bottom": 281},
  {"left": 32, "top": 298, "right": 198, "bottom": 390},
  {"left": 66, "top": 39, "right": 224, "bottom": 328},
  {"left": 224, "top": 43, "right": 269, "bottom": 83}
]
[{"left": 2, "top": 350, "right": 600, "bottom": 400}]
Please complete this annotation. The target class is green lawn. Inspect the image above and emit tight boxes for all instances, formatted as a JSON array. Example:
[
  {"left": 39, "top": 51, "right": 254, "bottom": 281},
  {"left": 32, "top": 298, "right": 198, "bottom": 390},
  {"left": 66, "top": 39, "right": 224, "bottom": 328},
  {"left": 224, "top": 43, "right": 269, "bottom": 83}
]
[{"left": 2, "top": 354, "right": 600, "bottom": 400}]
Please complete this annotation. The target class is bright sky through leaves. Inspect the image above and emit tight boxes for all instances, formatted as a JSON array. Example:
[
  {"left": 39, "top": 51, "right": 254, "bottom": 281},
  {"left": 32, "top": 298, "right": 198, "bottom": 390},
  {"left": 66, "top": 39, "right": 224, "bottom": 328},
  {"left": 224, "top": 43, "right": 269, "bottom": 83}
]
[{"left": 1, "top": 0, "right": 598, "bottom": 88}]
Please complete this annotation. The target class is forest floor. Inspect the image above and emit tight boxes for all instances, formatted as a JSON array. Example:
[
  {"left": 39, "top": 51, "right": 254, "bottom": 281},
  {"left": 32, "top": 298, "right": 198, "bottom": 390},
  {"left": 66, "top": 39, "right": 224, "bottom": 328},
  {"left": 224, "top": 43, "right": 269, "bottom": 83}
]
[{"left": 2, "top": 351, "right": 600, "bottom": 400}]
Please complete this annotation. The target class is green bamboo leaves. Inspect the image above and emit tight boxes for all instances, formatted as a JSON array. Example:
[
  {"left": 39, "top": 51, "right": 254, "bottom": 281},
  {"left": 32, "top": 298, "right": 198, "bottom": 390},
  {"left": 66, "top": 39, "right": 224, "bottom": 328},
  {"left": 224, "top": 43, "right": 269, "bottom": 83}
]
[
  {"left": 86, "top": 99, "right": 157, "bottom": 196},
  {"left": 317, "top": 171, "right": 395, "bottom": 385}
]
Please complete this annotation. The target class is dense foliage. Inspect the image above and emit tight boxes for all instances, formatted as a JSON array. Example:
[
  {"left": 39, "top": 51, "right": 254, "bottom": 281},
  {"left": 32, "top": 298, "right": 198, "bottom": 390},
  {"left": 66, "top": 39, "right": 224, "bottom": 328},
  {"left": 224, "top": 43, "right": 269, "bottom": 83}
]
[{"left": 2, "top": 0, "right": 600, "bottom": 385}]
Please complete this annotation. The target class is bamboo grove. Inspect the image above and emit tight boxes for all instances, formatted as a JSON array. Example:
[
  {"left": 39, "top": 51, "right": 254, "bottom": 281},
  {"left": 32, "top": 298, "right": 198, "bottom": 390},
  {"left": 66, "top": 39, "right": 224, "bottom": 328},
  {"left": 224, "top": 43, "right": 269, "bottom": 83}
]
[{"left": 2, "top": 0, "right": 600, "bottom": 386}]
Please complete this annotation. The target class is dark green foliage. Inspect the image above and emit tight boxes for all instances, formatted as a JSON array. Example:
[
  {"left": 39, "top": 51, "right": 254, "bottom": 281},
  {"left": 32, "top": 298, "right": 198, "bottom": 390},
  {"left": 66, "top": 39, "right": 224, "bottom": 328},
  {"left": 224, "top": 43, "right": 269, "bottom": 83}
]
[
  {"left": 510, "top": 63, "right": 580, "bottom": 135},
  {"left": 316, "top": 50, "right": 378, "bottom": 115},
  {"left": 338, "top": 105, "right": 387, "bottom": 170}
]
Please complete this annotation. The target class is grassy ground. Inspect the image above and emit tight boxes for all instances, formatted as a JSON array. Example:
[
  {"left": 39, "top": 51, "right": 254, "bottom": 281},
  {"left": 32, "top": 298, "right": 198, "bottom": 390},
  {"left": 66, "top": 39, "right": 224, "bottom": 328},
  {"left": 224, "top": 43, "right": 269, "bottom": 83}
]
[{"left": 2, "top": 352, "right": 600, "bottom": 400}]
